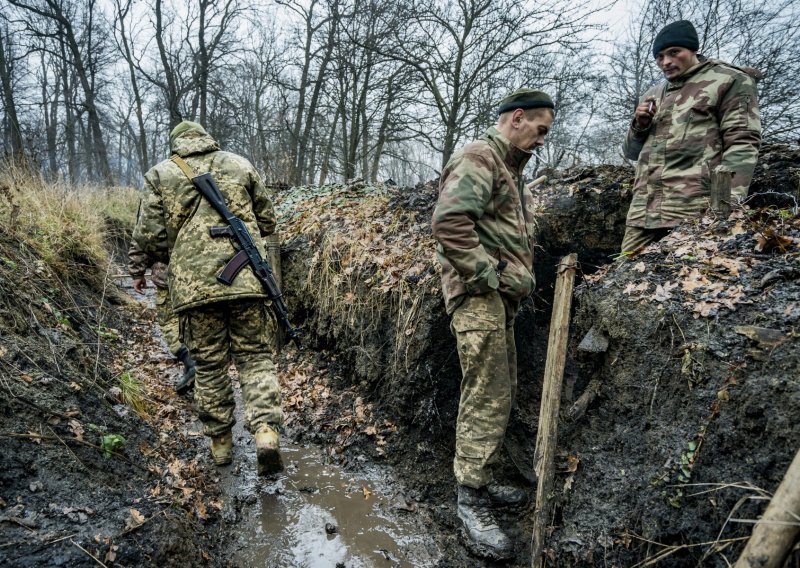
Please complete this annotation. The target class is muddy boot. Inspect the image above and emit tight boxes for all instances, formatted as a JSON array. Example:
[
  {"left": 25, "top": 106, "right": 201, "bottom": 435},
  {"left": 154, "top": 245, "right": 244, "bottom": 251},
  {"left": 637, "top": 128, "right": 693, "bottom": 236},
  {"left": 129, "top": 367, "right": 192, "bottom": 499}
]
[
  {"left": 210, "top": 432, "right": 233, "bottom": 466},
  {"left": 457, "top": 485, "right": 514, "bottom": 560},
  {"left": 255, "top": 425, "right": 283, "bottom": 475},
  {"left": 486, "top": 479, "right": 528, "bottom": 509},
  {"left": 175, "top": 346, "right": 196, "bottom": 395}
]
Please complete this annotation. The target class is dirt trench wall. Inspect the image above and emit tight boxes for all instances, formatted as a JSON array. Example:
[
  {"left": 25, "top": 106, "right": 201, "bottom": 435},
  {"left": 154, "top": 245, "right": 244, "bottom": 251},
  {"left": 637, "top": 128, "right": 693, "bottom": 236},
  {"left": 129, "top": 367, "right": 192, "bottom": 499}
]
[
  {"left": 277, "top": 183, "right": 464, "bottom": 448},
  {"left": 0, "top": 224, "right": 218, "bottom": 567},
  {"left": 553, "top": 210, "right": 800, "bottom": 567}
]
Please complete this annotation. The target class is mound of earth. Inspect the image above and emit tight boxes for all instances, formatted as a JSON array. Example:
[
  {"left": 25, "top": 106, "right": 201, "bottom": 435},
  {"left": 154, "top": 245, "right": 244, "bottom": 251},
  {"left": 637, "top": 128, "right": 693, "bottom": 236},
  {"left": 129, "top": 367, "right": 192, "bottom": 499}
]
[
  {"left": 275, "top": 143, "right": 799, "bottom": 566},
  {"left": 0, "top": 225, "right": 224, "bottom": 567},
  {"left": 549, "top": 206, "right": 800, "bottom": 566}
]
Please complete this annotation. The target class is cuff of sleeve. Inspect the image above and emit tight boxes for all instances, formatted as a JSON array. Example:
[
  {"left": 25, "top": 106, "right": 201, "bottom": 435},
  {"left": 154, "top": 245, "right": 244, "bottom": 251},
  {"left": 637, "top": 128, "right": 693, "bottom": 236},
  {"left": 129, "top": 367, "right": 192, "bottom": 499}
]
[
  {"left": 464, "top": 268, "right": 500, "bottom": 296},
  {"left": 630, "top": 120, "right": 651, "bottom": 136}
]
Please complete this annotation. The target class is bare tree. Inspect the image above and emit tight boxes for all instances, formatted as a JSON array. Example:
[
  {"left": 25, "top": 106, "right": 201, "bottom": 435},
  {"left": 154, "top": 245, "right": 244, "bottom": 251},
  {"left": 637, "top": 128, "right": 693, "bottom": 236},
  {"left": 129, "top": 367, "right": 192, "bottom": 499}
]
[
  {"left": 373, "top": 0, "right": 602, "bottom": 168},
  {"left": 8, "top": 0, "right": 114, "bottom": 184},
  {"left": 0, "top": 22, "right": 25, "bottom": 159}
]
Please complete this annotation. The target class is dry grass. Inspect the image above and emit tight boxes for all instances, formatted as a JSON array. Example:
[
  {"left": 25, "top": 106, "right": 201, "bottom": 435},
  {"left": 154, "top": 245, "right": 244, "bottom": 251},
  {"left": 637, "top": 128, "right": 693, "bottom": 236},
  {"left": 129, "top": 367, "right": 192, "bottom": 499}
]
[
  {"left": 0, "top": 159, "right": 139, "bottom": 279},
  {"left": 293, "top": 188, "right": 439, "bottom": 379}
]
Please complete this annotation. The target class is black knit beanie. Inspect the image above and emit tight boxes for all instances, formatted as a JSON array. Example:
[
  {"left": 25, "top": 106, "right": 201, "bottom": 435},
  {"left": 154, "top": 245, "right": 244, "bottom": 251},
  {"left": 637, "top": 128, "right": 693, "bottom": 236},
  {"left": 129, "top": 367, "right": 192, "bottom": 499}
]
[{"left": 652, "top": 20, "right": 699, "bottom": 58}]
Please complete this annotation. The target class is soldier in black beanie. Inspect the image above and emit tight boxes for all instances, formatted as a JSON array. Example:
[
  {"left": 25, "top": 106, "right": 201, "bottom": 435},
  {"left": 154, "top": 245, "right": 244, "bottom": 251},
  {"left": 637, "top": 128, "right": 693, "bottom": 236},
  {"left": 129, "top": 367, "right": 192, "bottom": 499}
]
[{"left": 619, "top": 20, "right": 762, "bottom": 253}]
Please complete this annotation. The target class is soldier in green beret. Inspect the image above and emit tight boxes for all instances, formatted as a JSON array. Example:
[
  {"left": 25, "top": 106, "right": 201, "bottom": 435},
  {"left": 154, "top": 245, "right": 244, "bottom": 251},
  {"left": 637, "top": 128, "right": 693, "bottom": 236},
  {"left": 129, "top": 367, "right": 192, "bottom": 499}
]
[
  {"left": 133, "top": 121, "right": 284, "bottom": 475},
  {"left": 432, "top": 87, "right": 554, "bottom": 560},
  {"left": 622, "top": 20, "right": 761, "bottom": 252}
]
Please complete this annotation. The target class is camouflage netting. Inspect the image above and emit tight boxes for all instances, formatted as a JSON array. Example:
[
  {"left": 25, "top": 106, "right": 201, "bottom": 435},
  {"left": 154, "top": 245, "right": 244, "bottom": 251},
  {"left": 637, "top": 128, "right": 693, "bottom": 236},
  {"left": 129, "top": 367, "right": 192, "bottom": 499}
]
[{"left": 276, "top": 181, "right": 455, "bottom": 433}]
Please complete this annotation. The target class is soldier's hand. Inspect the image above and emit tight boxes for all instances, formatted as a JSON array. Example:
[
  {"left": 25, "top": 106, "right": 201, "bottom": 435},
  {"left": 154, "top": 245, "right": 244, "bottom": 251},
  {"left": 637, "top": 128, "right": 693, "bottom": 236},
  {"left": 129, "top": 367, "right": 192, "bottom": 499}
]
[
  {"left": 133, "top": 276, "right": 148, "bottom": 294},
  {"left": 634, "top": 96, "right": 657, "bottom": 130}
]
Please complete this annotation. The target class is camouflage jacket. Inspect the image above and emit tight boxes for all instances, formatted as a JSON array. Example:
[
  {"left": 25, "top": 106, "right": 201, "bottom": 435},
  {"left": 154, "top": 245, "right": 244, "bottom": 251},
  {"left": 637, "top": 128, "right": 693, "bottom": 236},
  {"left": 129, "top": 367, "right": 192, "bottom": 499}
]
[
  {"left": 432, "top": 126, "right": 537, "bottom": 315},
  {"left": 132, "top": 127, "right": 276, "bottom": 312},
  {"left": 128, "top": 234, "right": 168, "bottom": 288},
  {"left": 623, "top": 58, "right": 761, "bottom": 228}
]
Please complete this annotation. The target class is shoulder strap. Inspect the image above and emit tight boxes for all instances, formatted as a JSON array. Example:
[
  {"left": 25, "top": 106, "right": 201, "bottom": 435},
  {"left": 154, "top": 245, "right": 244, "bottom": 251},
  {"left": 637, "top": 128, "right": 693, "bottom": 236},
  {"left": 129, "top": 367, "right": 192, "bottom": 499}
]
[{"left": 170, "top": 154, "right": 198, "bottom": 181}]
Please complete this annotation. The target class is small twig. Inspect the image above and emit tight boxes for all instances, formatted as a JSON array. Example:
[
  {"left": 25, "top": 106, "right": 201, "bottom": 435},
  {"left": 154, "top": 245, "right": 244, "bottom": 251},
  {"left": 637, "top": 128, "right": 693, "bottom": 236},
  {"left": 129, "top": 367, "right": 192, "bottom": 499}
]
[
  {"left": 93, "top": 260, "right": 114, "bottom": 386},
  {"left": 48, "top": 426, "right": 87, "bottom": 470},
  {"left": 27, "top": 306, "right": 61, "bottom": 376},
  {"left": 8, "top": 394, "right": 75, "bottom": 421},
  {"left": 71, "top": 539, "right": 108, "bottom": 568}
]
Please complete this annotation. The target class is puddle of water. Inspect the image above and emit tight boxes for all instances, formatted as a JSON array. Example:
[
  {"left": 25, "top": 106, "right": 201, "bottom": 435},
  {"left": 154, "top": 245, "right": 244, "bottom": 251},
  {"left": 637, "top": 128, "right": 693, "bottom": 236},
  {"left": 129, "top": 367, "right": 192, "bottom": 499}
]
[
  {"left": 227, "top": 442, "right": 440, "bottom": 568},
  {"left": 118, "top": 276, "right": 440, "bottom": 566}
]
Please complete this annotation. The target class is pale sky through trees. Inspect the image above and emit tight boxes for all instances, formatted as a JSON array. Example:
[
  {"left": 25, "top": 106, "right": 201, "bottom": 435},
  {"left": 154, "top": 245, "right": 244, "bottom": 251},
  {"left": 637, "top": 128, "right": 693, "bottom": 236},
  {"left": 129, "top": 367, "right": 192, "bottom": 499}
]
[{"left": 0, "top": 0, "right": 796, "bottom": 187}]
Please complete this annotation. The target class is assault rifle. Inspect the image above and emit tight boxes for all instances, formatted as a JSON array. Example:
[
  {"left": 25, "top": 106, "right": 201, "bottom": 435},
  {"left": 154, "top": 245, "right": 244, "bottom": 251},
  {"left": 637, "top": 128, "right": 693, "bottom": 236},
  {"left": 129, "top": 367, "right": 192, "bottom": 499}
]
[{"left": 171, "top": 156, "right": 301, "bottom": 348}]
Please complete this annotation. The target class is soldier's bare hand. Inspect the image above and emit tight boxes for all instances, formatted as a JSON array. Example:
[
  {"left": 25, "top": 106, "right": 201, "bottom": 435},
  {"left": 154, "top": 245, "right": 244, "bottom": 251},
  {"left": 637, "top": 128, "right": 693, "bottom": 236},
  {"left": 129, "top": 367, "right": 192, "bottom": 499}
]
[
  {"left": 133, "top": 276, "right": 147, "bottom": 294},
  {"left": 634, "top": 96, "right": 657, "bottom": 129}
]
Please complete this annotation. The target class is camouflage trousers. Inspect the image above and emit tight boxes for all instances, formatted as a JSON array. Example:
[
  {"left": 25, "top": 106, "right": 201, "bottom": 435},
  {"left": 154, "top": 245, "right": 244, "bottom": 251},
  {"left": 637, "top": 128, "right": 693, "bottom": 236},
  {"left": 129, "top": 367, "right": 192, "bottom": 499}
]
[
  {"left": 621, "top": 226, "right": 672, "bottom": 254},
  {"left": 180, "top": 300, "right": 283, "bottom": 437},
  {"left": 450, "top": 291, "right": 517, "bottom": 488},
  {"left": 155, "top": 286, "right": 181, "bottom": 357}
]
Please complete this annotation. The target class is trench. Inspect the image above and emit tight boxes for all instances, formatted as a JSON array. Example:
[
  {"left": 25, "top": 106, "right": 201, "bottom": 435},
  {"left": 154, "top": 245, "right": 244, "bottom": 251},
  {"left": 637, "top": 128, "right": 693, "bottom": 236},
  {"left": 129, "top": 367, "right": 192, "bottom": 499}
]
[{"left": 120, "top": 275, "right": 442, "bottom": 567}]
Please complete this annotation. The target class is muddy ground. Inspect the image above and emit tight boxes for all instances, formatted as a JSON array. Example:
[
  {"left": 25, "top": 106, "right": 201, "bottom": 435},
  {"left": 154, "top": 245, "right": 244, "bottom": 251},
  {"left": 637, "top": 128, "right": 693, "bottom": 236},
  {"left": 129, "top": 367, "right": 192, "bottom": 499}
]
[
  {"left": 0, "top": 225, "right": 226, "bottom": 566},
  {"left": 1, "top": 142, "right": 798, "bottom": 567}
]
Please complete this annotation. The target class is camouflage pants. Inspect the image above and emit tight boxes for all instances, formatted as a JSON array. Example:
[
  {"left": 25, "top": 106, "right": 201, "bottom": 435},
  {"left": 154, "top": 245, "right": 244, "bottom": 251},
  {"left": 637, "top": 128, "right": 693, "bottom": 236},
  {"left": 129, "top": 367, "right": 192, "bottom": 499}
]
[
  {"left": 451, "top": 291, "right": 517, "bottom": 488},
  {"left": 155, "top": 286, "right": 181, "bottom": 357},
  {"left": 621, "top": 226, "right": 672, "bottom": 254},
  {"left": 180, "top": 300, "right": 283, "bottom": 437}
]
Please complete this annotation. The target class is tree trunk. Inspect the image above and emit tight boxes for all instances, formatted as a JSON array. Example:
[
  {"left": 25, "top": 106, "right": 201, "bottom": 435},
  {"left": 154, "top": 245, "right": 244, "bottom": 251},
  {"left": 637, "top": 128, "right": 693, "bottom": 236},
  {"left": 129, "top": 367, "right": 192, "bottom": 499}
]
[{"left": 0, "top": 28, "right": 24, "bottom": 159}]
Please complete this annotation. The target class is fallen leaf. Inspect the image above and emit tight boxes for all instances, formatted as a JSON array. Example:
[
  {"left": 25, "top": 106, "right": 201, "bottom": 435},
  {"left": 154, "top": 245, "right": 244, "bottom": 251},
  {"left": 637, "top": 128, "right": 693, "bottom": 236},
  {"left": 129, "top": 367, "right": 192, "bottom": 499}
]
[
  {"left": 125, "top": 508, "right": 145, "bottom": 530},
  {"left": 362, "top": 486, "right": 372, "bottom": 499},
  {"left": 68, "top": 419, "right": 84, "bottom": 441},
  {"left": 651, "top": 281, "right": 678, "bottom": 303}
]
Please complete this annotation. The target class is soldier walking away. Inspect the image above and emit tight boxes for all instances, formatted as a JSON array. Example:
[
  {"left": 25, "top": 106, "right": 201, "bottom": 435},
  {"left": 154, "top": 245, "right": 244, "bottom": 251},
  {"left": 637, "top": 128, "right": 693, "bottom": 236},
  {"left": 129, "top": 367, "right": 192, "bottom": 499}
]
[
  {"left": 128, "top": 240, "right": 196, "bottom": 394},
  {"left": 621, "top": 19, "right": 762, "bottom": 253},
  {"left": 432, "top": 88, "right": 554, "bottom": 560},
  {"left": 132, "top": 121, "right": 283, "bottom": 475}
]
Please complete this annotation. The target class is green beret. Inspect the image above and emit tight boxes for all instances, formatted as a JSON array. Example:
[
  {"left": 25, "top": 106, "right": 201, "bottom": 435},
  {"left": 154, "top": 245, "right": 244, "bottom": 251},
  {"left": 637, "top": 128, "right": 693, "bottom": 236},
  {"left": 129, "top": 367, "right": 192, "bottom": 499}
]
[
  {"left": 497, "top": 88, "right": 554, "bottom": 115},
  {"left": 169, "top": 121, "right": 207, "bottom": 144}
]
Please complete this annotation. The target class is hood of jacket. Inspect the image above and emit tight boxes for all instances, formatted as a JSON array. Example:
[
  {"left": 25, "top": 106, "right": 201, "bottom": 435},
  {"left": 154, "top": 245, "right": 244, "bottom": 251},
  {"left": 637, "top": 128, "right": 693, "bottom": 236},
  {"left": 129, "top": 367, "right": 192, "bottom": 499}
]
[{"left": 170, "top": 127, "right": 221, "bottom": 157}]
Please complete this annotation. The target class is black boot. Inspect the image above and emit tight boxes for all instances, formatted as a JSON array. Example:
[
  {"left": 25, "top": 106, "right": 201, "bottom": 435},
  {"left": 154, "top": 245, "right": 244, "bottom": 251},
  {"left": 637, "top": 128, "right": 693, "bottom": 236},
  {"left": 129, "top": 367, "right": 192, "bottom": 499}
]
[
  {"left": 175, "top": 346, "right": 196, "bottom": 394},
  {"left": 486, "top": 479, "right": 529, "bottom": 509},
  {"left": 457, "top": 485, "right": 514, "bottom": 560}
]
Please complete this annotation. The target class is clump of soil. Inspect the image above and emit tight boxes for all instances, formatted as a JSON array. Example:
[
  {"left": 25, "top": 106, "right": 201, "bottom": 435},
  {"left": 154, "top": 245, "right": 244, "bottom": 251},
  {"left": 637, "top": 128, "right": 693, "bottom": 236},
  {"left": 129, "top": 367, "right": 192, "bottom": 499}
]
[
  {"left": 551, "top": 207, "right": 799, "bottom": 567},
  {"left": 0, "top": 225, "right": 224, "bottom": 566}
]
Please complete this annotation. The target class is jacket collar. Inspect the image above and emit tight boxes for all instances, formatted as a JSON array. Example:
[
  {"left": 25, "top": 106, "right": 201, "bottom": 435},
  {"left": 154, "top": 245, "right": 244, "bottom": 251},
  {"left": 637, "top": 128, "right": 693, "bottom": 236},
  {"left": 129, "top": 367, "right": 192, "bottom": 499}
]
[
  {"left": 483, "top": 126, "right": 533, "bottom": 172},
  {"left": 667, "top": 56, "right": 711, "bottom": 88}
]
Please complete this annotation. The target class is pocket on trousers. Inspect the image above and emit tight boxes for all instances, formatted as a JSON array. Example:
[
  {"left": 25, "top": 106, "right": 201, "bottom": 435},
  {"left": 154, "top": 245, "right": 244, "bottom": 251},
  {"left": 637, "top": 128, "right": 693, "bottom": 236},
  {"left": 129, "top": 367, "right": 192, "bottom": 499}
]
[{"left": 451, "top": 294, "right": 504, "bottom": 333}]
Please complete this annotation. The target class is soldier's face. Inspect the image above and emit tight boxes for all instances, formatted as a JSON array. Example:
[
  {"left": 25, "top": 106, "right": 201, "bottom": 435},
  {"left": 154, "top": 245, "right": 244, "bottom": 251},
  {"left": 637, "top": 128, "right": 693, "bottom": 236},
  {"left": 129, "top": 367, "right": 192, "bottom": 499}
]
[
  {"left": 511, "top": 110, "right": 553, "bottom": 152},
  {"left": 655, "top": 47, "right": 700, "bottom": 80}
]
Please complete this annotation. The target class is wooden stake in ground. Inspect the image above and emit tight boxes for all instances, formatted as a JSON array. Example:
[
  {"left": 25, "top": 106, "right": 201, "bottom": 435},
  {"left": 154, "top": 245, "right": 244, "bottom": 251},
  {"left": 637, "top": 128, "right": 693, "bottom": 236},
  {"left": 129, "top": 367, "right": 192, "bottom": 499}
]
[
  {"left": 531, "top": 253, "right": 578, "bottom": 568},
  {"left": 710, "top": 166, "right": 732, "bottom": 217},
  {"left": 735, "top": 447, "right": 800, "bottom": 568}
]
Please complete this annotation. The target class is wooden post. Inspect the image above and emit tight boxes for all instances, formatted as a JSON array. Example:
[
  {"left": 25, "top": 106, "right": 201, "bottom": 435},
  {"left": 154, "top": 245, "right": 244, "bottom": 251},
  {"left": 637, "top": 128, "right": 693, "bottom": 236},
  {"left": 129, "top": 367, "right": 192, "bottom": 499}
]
[
  {"left": 735, "top": 447, "right": 800, "bottom": 568},
  {"left": 531, "top": 253, "right": 578, "bottom": 568},
  {"left": 264, "top": 233, "right": 284, "bottom": 350},
  {"left": 710, "top": 167, "right": 732, "bottom": 217}
]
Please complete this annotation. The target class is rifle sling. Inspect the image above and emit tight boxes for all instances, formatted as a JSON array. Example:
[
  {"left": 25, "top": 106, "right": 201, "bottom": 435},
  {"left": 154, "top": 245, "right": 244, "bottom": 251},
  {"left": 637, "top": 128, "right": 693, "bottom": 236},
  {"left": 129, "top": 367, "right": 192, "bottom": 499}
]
[{"left": 170, "top": 154, "right": 199, "bottom": 180}]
